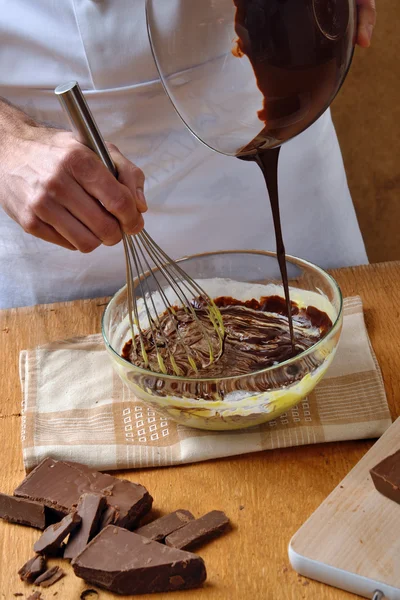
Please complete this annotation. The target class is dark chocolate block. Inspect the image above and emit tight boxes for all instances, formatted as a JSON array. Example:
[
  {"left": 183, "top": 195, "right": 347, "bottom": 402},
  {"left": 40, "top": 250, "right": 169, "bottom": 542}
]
[
  {"left": 34, "top": 565, "right": 65, "bottom": 587},
  {"left": 165, "top": 510, "right": 230, "bottom": 550},
  {"left": 34, "top": 511, "right": 81, "bottom": 555},
  {"left": 64, "top": 493, "right": 107, "bottom": 560},
  {"left": 72, "top": 525, "right": 206, "bottom": 595},
  {"left": 135, "top": 509, "right": 195, "bottom": 542},
  {"left": 18, "top": 555, "right": 46, "bottom": 582},
  {"left": 370, "top": 448, "right": 400, "bottom": 504},
  {"left": 0, "top": 493, "right": 46, "bottom": 529},
  {"left": 14, "top": 458, "right": 152, "bottom": 528}
]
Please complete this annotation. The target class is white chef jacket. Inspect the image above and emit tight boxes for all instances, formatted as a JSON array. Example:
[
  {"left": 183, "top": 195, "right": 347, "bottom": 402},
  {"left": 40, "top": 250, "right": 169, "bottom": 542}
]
[{"left": 0, "top": 0, "right": 367, "bottom": 309}]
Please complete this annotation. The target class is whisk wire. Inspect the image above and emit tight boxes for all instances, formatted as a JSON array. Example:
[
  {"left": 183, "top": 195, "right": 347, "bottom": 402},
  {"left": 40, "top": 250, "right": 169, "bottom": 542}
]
[
  {"left": 138, "top": 231, "right": 223, "bottom": 366},
  {"left": 134, "top": 234, "right": 209, "bottom": 373},
  {"left": 122, "top": 234, "right": 139, "bottom": 362},
  {"left": 133, "top": 234, "right": 192, "bottom": 375},
  {"left": 133, "top": 236, "right": 203, "bottom": 373},
  {"left": 141, "top": 231, "right": 225, "bottom": 340},
  {"left": 126, "top": 234, "right": 160, "bottom": 371}
]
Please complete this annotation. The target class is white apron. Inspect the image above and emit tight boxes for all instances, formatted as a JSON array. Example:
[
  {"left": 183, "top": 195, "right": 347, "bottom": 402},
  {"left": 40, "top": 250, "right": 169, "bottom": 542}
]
[{"left": 0, "top": 0, "right": 367, "bottom": 309}]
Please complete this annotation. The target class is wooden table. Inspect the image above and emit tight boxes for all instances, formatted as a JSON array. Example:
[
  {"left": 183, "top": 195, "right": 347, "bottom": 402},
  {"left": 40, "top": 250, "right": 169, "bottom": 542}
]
[{"left": 1, "top": 262, "right": 399, "bottom": 600}]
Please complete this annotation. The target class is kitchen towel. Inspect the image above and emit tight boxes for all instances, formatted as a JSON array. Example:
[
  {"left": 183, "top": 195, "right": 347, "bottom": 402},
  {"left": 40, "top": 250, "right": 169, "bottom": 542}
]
[{"left": 19, "top": 296, "right": 392, "bottom": 472}]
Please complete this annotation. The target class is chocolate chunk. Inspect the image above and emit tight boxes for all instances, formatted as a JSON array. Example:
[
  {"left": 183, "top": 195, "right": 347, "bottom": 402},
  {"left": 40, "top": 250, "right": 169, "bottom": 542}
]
[
  {"left": 14, "top": 458, "right": 152, "bottom": 528},
  {"left": 0, "top": 493, "right": 46, "bottom": 529},
  {"left": 27, "top": 593, "right": 42, "bottom": 600},
  {"left": 72, "top": 525, "right": 206, "bottom": 594},
  {"left": 135, "top": 509, "right": 195, "bottom": 542},
  {"left": 18, "top": 555, "right": 47, "bottom": 582},
  {"left": 370, "top": 448, "right": 400, "bottom": 504},
  {"left": 97, "top": 504, "right": 119, "bottom": 531},
  {"left": 165, "top": 510, "right": 230, "bottom": 550},
  {"left": 34, "top": 566, "right": 65, "bottom": 587},
  {"left": 34, "top": 511, "right": 81, "bottom": 555},
  {"left": 64, "top": 493, "right": 106, "bottom": 560}
]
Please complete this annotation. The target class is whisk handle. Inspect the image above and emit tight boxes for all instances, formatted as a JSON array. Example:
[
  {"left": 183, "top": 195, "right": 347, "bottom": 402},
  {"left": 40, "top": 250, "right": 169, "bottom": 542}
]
[{"left": 55, "top": 81, "right": 117, "bottom": 178}]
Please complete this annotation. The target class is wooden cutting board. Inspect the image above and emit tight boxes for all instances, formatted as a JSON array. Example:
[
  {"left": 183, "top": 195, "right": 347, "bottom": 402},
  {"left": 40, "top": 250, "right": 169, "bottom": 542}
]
[{"left": 289, "top": 417, "right": 400, "bottom": 599}]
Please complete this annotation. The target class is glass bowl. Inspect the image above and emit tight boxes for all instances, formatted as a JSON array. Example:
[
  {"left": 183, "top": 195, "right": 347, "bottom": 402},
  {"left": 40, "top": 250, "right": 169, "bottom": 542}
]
[{"left": 102, "top": 250, "right": 343, "bottom": 431}]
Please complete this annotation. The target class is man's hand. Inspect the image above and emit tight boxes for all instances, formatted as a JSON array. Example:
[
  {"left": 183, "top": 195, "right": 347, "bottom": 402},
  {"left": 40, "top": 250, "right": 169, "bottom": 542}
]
[
  {"left": 356, "top": 0, "right": 376, "bottom": 48},
  {"left": 0, "top": 101, "right": 147, "bottom": 252}
]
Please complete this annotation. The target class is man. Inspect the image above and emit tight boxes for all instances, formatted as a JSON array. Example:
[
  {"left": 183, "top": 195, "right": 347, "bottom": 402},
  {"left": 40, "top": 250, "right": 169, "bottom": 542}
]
[{"left": 0, "top": 0, "right": 376, "bottom": 308}]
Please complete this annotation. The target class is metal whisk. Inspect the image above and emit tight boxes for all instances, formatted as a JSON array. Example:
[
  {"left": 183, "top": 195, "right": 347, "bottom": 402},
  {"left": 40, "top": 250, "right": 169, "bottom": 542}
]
[{"left": 55, "top": 81, "right": 224, "bottom": 375}]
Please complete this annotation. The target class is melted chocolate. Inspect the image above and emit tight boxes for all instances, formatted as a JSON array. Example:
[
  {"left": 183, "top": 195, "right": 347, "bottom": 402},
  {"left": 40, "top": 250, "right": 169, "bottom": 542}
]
[
  {"left": 233, "top": 0, "right": 354, "bottom": 152},
  {"left": 122, "top": 295, "right": 332, "bottom": 378},
  {"left": 233, "top": 0, "right": 353, "bottom": 354}
]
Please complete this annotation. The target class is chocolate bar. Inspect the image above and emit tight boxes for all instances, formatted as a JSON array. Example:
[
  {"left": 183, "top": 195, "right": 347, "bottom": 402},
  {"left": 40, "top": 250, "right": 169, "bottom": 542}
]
[
  {"left": 0, "top": 493, "right": 46, "bottom": 529},
  {"left": 98, "top": 505, "right": 119, "bottom": 530},
  {"left": 14, "top": 458, "right": 152, "bottom": 527},
  {"left": 34, "top": 511, "right": 81, "bottom": 555},
  {"left": 134, "top": 509, "right": 194, "bottom": 542},
  {"left": 64, "top": 493, "right": 106, "bottom": 560},
  {"left": 34, "top": 565, "right": 65, "bottom": 588},
  {"left": 370, "top": 448, "right": 400, "bottom": 504},
  {"left": 72, "top": 525, "right": 207, "bottom": 594},
  {"left": 18, "top": 555, "right": 46, "bottom": 582},
  {"left": 165, "top": 510, "right": 230, "bottom": 550}
]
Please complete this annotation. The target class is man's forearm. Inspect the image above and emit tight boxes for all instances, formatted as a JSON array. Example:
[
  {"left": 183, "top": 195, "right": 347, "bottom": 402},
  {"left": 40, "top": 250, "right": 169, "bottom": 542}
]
[{"left": 0, "top": 97, "right": 38, "bottom": 146}]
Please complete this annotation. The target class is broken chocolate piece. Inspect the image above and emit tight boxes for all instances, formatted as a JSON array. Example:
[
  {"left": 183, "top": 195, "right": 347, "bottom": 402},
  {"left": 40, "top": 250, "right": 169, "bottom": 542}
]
[
  {"left": 135, "top": 509, "right": 195, "bottom": 542},
  {"left": 0, "top": 493, "right": 46, "bottom": 529},
  {"left": 165, "top": 510, "right": 230, "bottom": 550},
  {"left": 34, "top": 566, "right": 65, "bottom": 588},
  {"left": 72, "top": 525, "right": 206, "bottom": 594},
  {"left": 14, "top": 458, "right": 152, "bottom": 528},
  {"left": 370, "top": 448, "right": 400, "bottom": 504},
  {"left": 18, "top": 555, "right": 47, "bottom": 582},
  {"left": 27, "top": 593, "right": 42, "bottom": 600},
  {"left": 98, "top": 504, "right": 119, "bottom": 530},
  {"left": 34, "top": 511, "right": 81, "bottom": 555},
  {"left": 64, "top": 493, "right": 107, "bottom": 560}
]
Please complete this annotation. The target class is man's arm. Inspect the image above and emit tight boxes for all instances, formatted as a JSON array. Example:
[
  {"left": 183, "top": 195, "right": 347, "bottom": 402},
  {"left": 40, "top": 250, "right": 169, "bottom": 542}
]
[{"left": 0, "top": 98, "right": 146, "bottom": 252}]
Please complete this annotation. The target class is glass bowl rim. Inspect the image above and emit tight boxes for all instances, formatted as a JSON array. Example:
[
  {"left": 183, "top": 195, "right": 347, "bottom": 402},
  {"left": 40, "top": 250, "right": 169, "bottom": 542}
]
[{"left": 101, "top": 249, "right": 343, "bottom": 382}]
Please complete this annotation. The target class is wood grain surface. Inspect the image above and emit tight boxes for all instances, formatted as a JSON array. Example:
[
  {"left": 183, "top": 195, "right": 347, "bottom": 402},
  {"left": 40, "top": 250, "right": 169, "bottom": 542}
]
[{"left": 0, "top": 262, "right": 399, "bottom": 600}]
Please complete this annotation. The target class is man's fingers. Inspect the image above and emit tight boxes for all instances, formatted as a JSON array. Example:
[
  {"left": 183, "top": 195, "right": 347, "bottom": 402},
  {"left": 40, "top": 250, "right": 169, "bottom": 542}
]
[
  {"left": 109, "top": 146, "right": 148, "bottom": 214},
  {"left": 65, "top": 145, "right": 145, "bottom": 235},
  {"left": 20, "top": 215, "right": 76, "bottom": 251},
  {"left": 59, "top": 179, "right": 122, "bottom": 247},
  {"left": 356, "top": 0, "right": 377, "bottom": 48},
  {"left": 34, "top": 200, "right": 102, "bottom": 253}
]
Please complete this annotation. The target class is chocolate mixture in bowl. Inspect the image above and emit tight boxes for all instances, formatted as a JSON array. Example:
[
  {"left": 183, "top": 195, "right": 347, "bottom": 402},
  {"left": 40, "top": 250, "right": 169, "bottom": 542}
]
[{"left": 122, "top": 295, "right": 332, "bottom": 378}]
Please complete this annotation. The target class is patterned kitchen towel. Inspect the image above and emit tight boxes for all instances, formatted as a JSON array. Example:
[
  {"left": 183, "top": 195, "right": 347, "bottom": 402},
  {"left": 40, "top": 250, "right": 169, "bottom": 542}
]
[{"left": 19, "top": 297, "right": 392, "bottom": 472}]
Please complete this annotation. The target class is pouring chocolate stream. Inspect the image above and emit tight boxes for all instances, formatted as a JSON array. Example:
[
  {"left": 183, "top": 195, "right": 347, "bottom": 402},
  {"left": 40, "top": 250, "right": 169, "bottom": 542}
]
[{"left": 233, "top": 0, "right": 353, "bottom": 354}]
